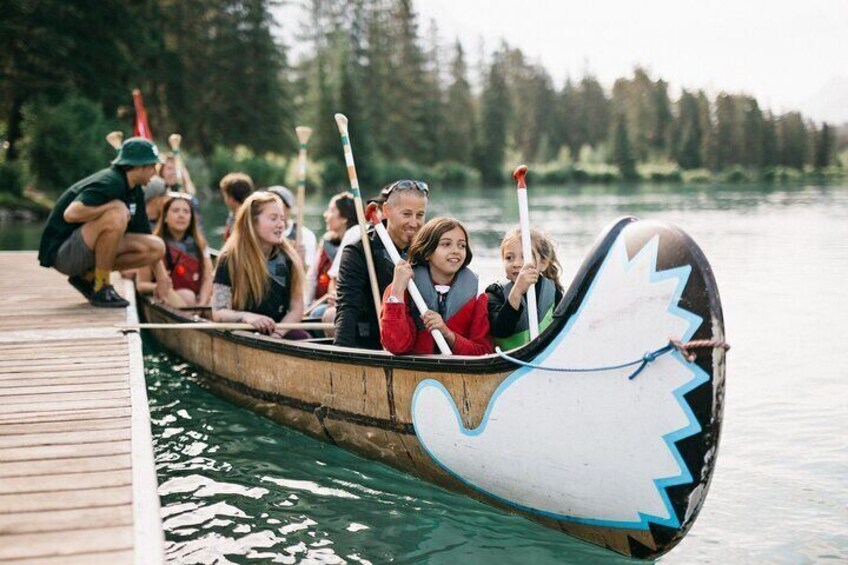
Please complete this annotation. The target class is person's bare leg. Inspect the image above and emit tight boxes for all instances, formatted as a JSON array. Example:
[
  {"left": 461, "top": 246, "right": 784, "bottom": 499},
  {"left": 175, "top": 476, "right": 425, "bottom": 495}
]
[
  {"left": 175, "top": 289, "right": 197, "bottom": 306},
  {"left": 113, "top": 234, "right": 165, "bottom": 270},
  {"left": 81, "top": 206, "right": 128, "bottom": 290}
]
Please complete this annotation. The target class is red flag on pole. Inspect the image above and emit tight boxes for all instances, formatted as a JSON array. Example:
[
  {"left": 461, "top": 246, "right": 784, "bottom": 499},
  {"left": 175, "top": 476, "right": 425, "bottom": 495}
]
[{"left": 132, "top": 89, "right": 153, "bottom": 140}]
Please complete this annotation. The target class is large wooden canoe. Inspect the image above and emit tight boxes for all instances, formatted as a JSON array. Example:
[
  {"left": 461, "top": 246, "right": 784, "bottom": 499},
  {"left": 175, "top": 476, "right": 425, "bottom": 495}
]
[{"left": 138, "top": 216, "right": 727, "bottom": 559}]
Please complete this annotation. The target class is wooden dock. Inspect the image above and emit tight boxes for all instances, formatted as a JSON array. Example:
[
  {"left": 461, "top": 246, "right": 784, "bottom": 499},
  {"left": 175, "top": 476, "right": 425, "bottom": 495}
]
[{"left": 0, "top": 252, "right": 164, "bottom": 564}]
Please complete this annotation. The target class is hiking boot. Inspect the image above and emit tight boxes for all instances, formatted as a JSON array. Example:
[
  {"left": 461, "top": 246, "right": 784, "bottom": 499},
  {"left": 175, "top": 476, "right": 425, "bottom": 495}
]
[
  {"left": 89, "top": 284, "right": 130, "bottom": 308},
  {"left": 68, "top": 275, "right": 94, "bottom": 299}
]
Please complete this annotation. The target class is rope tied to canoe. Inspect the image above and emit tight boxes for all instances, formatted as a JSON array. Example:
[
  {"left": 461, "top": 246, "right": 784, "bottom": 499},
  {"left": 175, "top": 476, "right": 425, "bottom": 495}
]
[{"left": 495, "top": 339, "right": 730, "bottom": 380}]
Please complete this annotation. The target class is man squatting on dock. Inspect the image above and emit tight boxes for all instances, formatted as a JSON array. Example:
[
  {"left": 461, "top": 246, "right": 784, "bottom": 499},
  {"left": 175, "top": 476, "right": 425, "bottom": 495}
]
[{"left": 38, "top": 137, "right": 173, "bottom": 307}]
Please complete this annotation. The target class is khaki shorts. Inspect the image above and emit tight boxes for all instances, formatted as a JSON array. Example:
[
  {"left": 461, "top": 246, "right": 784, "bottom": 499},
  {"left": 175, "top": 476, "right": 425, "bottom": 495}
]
[{"left": 53, "top": 227, "right": 95, "bottom": 276}]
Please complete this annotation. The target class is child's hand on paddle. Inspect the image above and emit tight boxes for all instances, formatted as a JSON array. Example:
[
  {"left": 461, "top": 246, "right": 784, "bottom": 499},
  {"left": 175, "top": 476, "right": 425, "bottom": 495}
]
[
  {"left": 514, "top": 263, "right": 539, "bottom": 294},
  {"left": 420, "top": 310, "right": 455, "bottom": 345},
  {"left": 391, "top": 261, "right": 414, "bottom": 294}
]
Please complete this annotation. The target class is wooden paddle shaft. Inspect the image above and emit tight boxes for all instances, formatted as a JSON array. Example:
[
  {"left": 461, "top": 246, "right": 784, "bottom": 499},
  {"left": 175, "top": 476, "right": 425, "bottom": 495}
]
[
  {"left": 119, "top": 322, "right": 333, "bottom": 331},
  {"left": 295, "top": 126, "right": 313, "bottom": 248},
  {"left": 304, "top": 292, "right": 330, "bottom": 316},
  {"left": 335, "top": 113, "right": 383, "bottom": 331}
]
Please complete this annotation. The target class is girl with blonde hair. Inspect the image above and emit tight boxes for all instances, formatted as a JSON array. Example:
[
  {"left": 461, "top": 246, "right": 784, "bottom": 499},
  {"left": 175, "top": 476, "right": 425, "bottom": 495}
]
[
  {"left": 212, "top": 192, "right": 307, "bottom": 339},
  {"left": 486, "top": 227, "right": 564, "bottom": 349}
]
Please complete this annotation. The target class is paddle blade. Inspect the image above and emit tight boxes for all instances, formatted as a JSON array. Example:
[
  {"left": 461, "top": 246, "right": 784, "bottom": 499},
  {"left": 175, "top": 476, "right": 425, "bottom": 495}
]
[
  {"left": 334, "top": 113, "right": 349, "bottom": 135},
  {"left": 296, "top": 126, "right": 313, "bottom": 144}
]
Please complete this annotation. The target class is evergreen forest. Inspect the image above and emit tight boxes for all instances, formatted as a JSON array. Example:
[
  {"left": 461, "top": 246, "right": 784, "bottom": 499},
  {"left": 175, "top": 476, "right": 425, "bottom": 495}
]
[{"left": 1, "top": 0, "right": 844, "bottom": 206}]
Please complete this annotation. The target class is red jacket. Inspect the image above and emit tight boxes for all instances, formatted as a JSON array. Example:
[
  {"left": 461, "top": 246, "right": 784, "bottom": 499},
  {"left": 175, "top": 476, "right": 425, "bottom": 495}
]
[{"left": 380, "top": 285, "right": 493, "bottom": 356}]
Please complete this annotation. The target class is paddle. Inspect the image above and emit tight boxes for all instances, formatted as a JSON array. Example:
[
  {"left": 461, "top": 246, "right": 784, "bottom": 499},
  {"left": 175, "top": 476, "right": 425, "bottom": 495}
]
[
  {"left": 106, "top": 131, "right": 124, "bottom": 150},
  {"left": 334, "top": 113, "right": 383, "bottom": 332},
  {"left": 295, "top": 126, "right": 313, "bottom": 249},
  {"left": 513, "top": 165, "right": 539, "bottom": 340},
  {"left": 364, "top": 207, "right": 452, "bottom": 355},
  {"left": 118, "top": 321, "right": 333, "bottom": 331},
  {"left": 303, "top": 292, "right": 330, "bottom": 316},
  {"left": 168, "top": 133, "right": 196, "bottom": 195}
]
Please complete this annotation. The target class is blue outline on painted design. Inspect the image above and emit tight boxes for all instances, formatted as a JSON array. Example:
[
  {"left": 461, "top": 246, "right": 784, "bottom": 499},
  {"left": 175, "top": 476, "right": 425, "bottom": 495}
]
[{"left": 411, "top": 232, "right": 708, "bottom": 531}]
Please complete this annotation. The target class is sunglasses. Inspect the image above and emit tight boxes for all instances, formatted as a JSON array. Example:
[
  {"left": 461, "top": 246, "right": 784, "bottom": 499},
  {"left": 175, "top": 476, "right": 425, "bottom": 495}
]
[{"left": 384, "top": 179, "right": 430, "bottom": 197}]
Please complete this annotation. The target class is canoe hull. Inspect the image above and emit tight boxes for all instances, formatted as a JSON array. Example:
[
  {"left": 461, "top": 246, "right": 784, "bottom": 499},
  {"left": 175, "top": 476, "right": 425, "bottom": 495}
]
[{"left": 140, "top": 216, "right": 726, "bottom": 559}]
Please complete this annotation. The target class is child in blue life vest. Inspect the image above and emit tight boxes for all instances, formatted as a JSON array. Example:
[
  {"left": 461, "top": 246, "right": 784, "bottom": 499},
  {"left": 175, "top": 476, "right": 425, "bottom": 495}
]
[
  {"left": 486, "top": 227, "right": 564, "bottom": 350},
  {"left": 381, "top": 217, "right": 492, "bottom": 355}
]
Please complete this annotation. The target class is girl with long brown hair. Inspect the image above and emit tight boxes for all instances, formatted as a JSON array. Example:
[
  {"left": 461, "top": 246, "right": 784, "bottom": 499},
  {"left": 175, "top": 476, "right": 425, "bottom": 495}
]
[
  {"left": 380, "top": 217, "right": 492, "bottom": 355},
  {"left": 137, "top": 193, "right": 213, "bottom": 306},
  {"left": 211, "top": 192, "right": 307, "bottom": 339}
]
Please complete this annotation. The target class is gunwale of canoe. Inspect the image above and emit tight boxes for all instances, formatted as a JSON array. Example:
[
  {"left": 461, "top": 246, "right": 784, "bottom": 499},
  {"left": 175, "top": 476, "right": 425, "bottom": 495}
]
[{"left": 139, "top": 216, "right": 726, "bottom": 560}]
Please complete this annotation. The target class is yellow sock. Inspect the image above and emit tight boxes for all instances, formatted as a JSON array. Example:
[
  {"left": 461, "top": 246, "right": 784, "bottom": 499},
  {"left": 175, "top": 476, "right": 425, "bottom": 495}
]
[{"left": 93, "top": 269, "right": 110, "bottom": 291}]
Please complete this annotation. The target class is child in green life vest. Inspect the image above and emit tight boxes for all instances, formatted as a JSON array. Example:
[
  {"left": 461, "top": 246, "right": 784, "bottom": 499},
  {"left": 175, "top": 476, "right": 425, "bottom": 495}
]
[{"left": 486, "top": 227, "right": 564, "bottom": 350}]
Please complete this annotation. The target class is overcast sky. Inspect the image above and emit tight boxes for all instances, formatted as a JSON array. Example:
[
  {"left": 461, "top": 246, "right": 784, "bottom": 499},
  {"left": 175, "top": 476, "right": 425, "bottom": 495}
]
[{"left": 276, "top": 0, "right": 848, "bottom": 122}]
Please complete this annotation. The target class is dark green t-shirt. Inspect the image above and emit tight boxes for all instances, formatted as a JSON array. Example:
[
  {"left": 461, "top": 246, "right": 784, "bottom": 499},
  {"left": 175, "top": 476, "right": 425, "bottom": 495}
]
[{"left": 38, "top": 166, "right": 151, "bottom": 267}]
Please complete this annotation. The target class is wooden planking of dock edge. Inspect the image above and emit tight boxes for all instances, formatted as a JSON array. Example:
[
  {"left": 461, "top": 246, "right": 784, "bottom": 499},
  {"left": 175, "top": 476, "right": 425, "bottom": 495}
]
[{"left": 0, "top": 252, "right": 165, "bottom": 564}]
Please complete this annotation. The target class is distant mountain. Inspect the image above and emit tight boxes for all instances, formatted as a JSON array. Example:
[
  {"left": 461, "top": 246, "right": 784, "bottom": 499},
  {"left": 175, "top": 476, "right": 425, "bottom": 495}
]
[{"left": 801, "top": 76, "right": 848, "bottom": 125}]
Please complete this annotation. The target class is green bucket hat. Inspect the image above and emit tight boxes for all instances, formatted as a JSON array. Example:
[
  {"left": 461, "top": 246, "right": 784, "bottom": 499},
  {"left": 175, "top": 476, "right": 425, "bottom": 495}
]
[{"left": 112, "top": 137, "right": 164, "bottom": 167}]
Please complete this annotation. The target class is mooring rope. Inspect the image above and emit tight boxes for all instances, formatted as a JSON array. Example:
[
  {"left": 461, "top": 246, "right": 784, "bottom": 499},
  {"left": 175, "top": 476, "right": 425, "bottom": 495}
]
[{"left": 495, "top": 339, "right": 730, "bottom": 380}]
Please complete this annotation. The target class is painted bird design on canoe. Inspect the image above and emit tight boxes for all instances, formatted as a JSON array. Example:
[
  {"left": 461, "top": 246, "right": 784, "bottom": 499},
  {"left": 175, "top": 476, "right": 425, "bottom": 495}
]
[{"left": 411, "top": 231, "right": 709, "bottom": 530}]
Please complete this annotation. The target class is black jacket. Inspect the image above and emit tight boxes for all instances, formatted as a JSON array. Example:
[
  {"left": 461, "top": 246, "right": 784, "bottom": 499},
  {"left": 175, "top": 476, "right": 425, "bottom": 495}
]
[
  {"left": 333, "top": 226, "right": 399, "bottom": 349},
  {"left": 486, "top": 279, "right": 563, "bottom": 338}
]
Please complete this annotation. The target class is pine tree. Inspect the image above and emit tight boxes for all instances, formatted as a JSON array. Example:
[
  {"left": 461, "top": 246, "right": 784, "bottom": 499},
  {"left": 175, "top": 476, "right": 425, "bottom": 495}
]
[
  {"left": 385, "top": 0, "right": 429, "bottom": 161},
  {"left": 580, "top": 76, "right": 611, "bottom": 149},
  {"left": 555, "top": 78, "right": 582, "bottom": 159},
  {"left": 443, "top": 41, "right": 476, "bottom": 165},
  {"left": 777, "top": 112, "right": 807, "bottom": 169},
  {"left": 337, "top": 41, "right": 377, "bottom": 187},
  {"left": 714, "top": 94, "right": 738, "bottom": 169},
  {"left": 741, "top": 96, "right": 764, "bottom": 167},
  {"left": 651, "top": 79, "right": 673, "bottom": 154},
  {"left": 612, "top": 112, "right": 638, "bottom": 180},
  {"left": 814, "top": 122, "right": 833, "bottom": 169},
  {"left": 674, "top": 90, "right": 703, "bottom": 169},
  {"left": 476, "top": 53, "right": 510, "bottom": 185},
  {"left": 761, "top": 112, "right": 780, "bottom": 168}
]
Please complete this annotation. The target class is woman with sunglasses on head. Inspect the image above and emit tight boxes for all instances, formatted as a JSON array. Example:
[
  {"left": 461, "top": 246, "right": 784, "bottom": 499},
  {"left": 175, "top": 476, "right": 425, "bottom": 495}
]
[
  {"left": 380, "top": 217, "right": 492, "bottom": 356},
  {"left": 334, "top": 180, "right": 429, "bottom": 349},
  {"left": 211, "top": 192, "right": 308, "bottom": 339},
  {"left": 137, "top": 192, "right": 213, "bottom": 307}
]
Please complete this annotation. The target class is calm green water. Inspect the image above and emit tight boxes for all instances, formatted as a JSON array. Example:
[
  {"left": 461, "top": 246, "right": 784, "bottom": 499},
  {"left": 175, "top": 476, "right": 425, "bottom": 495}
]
[{"left": 3, "top": 182, "right": 846, "bottom": 563}]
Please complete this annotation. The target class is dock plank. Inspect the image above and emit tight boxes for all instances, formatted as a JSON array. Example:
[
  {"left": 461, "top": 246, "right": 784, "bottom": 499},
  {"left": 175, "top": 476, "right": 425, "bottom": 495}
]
[
  {"left": 0, "top": 505, "right": 133, "bottom": 535},
  {"left": 0, "top": 486, "right": 132, "bottom": 513},
  {"left": 0, "top": 440, "right": 131, "bottom": 462},
  {"left": 0, "top": 526, "right": 133, "bottom": 560},
  {"left": 0, "top": 417, "right": 131, "bottom": 436},
  {"left": 0, "top": 428, "right": 131, "bottom": 449},
  {"left": 0, "top": 454, "right": 131, "bottom": 478},
  {"left": 0, "top": 469, "right": 132, "bottom": 494}
]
